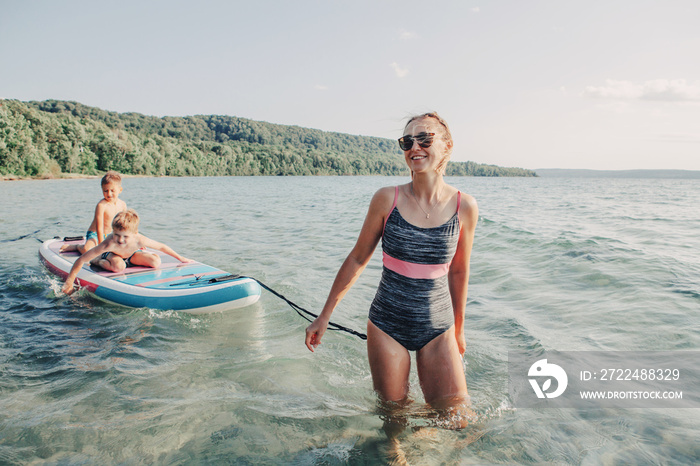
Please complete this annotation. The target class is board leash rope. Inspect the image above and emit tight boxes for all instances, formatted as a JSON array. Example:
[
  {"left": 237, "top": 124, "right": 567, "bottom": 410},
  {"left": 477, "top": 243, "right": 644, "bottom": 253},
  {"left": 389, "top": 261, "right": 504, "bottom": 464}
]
[
  {"left": 247, "top": 277, "right": 368, "bottom": 340},
  {"left": 1, "top": 222, "right": 62, "bottom": 243}
]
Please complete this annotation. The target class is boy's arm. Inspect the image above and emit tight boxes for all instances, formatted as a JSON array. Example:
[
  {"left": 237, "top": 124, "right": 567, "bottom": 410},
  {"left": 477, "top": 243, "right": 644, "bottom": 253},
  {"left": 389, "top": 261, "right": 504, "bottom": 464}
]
[
  {"left": 62, "top": 244, "right": 106, "bottom": 294},
  {"left": 94, "top": 201, "right": 107, "bottom": 243},
  {"left": 140, "top": 236, "right": 193, "bottom": 263}
]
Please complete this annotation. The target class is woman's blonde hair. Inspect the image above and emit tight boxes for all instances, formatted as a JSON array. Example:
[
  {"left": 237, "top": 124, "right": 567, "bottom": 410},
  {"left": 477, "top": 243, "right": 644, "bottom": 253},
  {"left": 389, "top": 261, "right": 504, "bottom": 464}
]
[{"left": 404, "top": 112, "right": 453, "bottom": 175}]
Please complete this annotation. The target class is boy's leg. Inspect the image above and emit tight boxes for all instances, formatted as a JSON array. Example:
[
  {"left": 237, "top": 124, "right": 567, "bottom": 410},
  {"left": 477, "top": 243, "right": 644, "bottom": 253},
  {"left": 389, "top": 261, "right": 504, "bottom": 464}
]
[
  {"left": 77, "top": 238, "right": 99, "bottom": 255},
  {"left": 90, "top": 252, "right": 126, "bottom": 272},
  {"left": 60, "top": 243, "right": 79, "bottom": 253},
  {"left": 128, "top": 251, "right": 161, "bottom": 268},
  {"left": 60, "top": 238, "right": 98, "bottom": 254},
  {"left": 61, "top": 231, "right": 98, "bottom": 254}
]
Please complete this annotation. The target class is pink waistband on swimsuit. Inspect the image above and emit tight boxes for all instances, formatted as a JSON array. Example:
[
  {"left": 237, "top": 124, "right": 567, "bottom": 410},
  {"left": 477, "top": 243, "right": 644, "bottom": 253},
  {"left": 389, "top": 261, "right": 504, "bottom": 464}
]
[{"left": 382, "top": 251, "right": 450, "bottom": 280}]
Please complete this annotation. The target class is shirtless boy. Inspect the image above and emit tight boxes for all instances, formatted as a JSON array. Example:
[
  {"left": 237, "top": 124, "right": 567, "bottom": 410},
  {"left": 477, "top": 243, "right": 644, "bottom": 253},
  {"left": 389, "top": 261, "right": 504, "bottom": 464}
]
[
  {"left": 61, "top": 171, "right": 127, "bottom": 254},
  {"left": 62, "top": 209, "right": 192, "bottom": 295}
]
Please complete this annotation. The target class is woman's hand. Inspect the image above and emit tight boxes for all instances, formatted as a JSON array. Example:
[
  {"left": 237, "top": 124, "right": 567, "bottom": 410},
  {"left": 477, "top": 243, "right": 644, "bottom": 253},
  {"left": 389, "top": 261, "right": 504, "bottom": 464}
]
[
  {"left": 456, "top": 330, "right": 467, "bottom": 356},
  {"left": 305, "top": 317, "right": 329, "bottom": 352}
]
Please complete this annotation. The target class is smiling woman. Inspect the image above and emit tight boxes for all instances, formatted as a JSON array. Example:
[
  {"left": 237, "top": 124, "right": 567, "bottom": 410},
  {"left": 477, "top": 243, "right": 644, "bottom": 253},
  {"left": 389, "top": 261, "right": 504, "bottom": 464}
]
[
  {"left": 305, "top": 112, "right": 479, "bottom": 436},
  {"left": 401, "top": 112, "right": 453, "bottom": 179}
]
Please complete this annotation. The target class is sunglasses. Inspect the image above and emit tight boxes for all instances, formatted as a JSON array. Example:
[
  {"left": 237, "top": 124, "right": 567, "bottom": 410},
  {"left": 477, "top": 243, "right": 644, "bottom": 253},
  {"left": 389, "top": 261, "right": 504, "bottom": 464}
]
[{"left": 398, "top": 132, "right": 436, "bottom": 151}]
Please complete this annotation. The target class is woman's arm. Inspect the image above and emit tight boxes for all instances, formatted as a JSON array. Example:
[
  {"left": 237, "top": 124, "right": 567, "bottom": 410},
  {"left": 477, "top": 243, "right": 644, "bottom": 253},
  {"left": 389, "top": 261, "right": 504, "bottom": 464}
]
[
  {"left": 448, "top": 193, "right": 478, "bottom": 355},
  {"left": 305, "top": 187, "right": 394, "bottom": 351}
]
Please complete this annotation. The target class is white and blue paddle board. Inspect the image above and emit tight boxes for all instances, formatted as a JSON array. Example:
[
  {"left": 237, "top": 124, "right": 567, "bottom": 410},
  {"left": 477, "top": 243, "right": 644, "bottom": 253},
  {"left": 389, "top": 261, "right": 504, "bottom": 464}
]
[{"left": 39, "top": 237, "right": 261, "bottom": 314}]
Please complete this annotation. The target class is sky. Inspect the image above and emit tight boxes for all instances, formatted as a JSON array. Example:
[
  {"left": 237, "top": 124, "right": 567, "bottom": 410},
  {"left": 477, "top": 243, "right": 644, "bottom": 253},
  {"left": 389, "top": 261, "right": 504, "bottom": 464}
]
[{"left": 1, "top": 0, "right": 699, "bottom": 170}]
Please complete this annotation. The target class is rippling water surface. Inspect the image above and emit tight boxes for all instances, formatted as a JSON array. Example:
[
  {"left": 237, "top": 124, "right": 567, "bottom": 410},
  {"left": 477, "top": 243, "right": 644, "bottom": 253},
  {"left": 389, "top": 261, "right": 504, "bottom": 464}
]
[{"left": 1, "top": 176, "right": 698, "bottom": 464}]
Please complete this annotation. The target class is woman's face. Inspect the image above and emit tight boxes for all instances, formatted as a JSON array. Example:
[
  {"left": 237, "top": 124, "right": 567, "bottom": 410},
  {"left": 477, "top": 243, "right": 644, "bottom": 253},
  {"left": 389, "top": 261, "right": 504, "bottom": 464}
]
[{"left": 402, "top": 118, "right": 450, "bottom": 175}]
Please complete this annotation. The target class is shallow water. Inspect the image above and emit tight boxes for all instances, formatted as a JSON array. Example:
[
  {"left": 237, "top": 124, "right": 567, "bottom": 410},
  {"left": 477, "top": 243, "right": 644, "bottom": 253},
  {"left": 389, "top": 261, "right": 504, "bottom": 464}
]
[{"left": 1, "top": 176, "right": 698, "bottom": 464}]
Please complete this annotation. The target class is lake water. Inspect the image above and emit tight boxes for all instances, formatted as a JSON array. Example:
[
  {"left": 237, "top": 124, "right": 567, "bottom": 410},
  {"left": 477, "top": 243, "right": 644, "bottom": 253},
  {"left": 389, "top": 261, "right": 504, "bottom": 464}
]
[{"left": 1, "top": 175, "right": 698, "bottom": 464}]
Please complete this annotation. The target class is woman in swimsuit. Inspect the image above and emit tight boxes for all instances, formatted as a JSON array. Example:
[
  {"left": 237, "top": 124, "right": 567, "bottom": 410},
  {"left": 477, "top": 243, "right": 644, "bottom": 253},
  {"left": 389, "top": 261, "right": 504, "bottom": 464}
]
[{"left": 305, "top": 112, "right": 478, "bottom": 427}]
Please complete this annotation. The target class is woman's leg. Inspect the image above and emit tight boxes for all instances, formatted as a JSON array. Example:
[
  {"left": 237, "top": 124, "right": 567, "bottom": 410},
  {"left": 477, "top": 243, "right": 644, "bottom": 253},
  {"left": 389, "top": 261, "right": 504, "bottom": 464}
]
[
  {"left": 367, "top": 320, "right": 412, "bottom": 402},
  {"left": 367, "top": 320, "right": 412, "bottom": 453},
  {"left": 416, "top": 326, "right": 471, "bottom": 427}
]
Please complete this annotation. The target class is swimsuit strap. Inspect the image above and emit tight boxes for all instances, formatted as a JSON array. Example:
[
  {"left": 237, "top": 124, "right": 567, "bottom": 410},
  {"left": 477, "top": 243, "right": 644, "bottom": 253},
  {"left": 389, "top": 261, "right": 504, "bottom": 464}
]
[
  {"left": 383, "top": 187, "right": 462, "bottom": 233},
  {"left": 382, "top": 186, "right": 400, "bottom": 235},
  {"left": 456, "top": 191, "right": 462, "bottom": 228}
]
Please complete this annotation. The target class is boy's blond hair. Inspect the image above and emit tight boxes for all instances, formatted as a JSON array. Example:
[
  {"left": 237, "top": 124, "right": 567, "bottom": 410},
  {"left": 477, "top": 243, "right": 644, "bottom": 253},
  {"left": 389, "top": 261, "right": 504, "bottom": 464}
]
[
  {"left": 101, "top": 171, "right": 122, "bottom": 186},
  {"left": 112, "top": 209, "right": 139, "bottom": 233}
]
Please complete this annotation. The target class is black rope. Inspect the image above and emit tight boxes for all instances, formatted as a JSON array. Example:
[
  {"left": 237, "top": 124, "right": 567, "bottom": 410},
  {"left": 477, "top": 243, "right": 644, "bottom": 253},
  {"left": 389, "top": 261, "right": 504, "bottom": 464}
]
[
  {"left": 1, "top": 222, "right": 62, "bottom": 243},
  {"left": 250, "top": 277, "right": 367, "bottom": 340}
]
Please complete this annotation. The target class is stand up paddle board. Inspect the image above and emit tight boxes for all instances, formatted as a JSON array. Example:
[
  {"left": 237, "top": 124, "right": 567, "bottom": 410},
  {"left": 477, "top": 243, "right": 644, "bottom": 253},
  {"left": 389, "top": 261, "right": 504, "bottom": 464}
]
[{"left": 39, "top": 237, "right": 261, "bottom": 314}]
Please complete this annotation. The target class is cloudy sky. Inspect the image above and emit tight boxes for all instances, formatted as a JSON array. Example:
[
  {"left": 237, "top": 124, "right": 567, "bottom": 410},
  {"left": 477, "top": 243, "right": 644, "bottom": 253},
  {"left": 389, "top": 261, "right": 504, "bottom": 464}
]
[{"left": 2, "top": 0, "right": 699, "bottom": 170}]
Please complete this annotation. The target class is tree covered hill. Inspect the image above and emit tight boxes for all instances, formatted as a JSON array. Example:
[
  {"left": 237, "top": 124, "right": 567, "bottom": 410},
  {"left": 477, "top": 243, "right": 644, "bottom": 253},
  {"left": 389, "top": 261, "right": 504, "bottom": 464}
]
[{"left": 0, "top": 99, "right": 536, "bottom": 178}]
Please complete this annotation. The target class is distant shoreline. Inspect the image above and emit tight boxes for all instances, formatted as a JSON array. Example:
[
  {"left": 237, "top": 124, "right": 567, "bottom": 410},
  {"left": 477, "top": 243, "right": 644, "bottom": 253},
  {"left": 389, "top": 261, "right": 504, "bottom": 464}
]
[
  {"left": 535, "top": 169, "right": 700, "bottom": 179},
  {"left": 2, "top": 99, "right": 535, "bottom": 178},
  {"left": 5, "top": 169, "right": 700, "bottom": 182},
  {"left": 1, "top": 173, "right": 145, "bottom": 181},
  {"left": 1, "top": 173, "right": 99, "bottom": 181}
]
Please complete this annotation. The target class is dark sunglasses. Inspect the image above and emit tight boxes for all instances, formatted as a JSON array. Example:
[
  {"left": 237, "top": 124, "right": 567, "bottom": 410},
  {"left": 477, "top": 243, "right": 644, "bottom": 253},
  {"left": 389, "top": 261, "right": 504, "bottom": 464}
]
[{"left": 398, "top": 132, "right": 435, "bottom": 151}]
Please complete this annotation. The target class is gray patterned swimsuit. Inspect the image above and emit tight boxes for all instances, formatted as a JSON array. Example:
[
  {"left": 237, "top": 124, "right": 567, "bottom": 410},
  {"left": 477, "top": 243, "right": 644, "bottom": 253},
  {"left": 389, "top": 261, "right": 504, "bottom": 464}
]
[{"left": 369, "top": 186, "right": 461, "bottom": 351}]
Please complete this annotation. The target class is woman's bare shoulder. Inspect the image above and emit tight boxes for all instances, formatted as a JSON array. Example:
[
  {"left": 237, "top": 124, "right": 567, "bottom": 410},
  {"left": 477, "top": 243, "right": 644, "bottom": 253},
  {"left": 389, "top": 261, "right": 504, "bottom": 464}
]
[
  {"left": 458, "top": 192, "right": 478, "bottom": 222},
  {"left": 363, "top": 186, "right": 396, "bottom": 220},
  {"left": 371, "top": 185, "right": 398, "bottom": 205}
]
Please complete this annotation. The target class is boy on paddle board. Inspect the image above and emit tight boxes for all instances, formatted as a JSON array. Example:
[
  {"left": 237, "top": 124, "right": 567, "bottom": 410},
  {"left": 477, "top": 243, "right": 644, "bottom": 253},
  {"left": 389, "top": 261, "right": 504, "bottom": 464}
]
[
  {"left": 61, "top": 209, "right": 192, "bottom": 295},
  {"left": 60, "top": 171, "right": 127, "bottom": 255}
]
